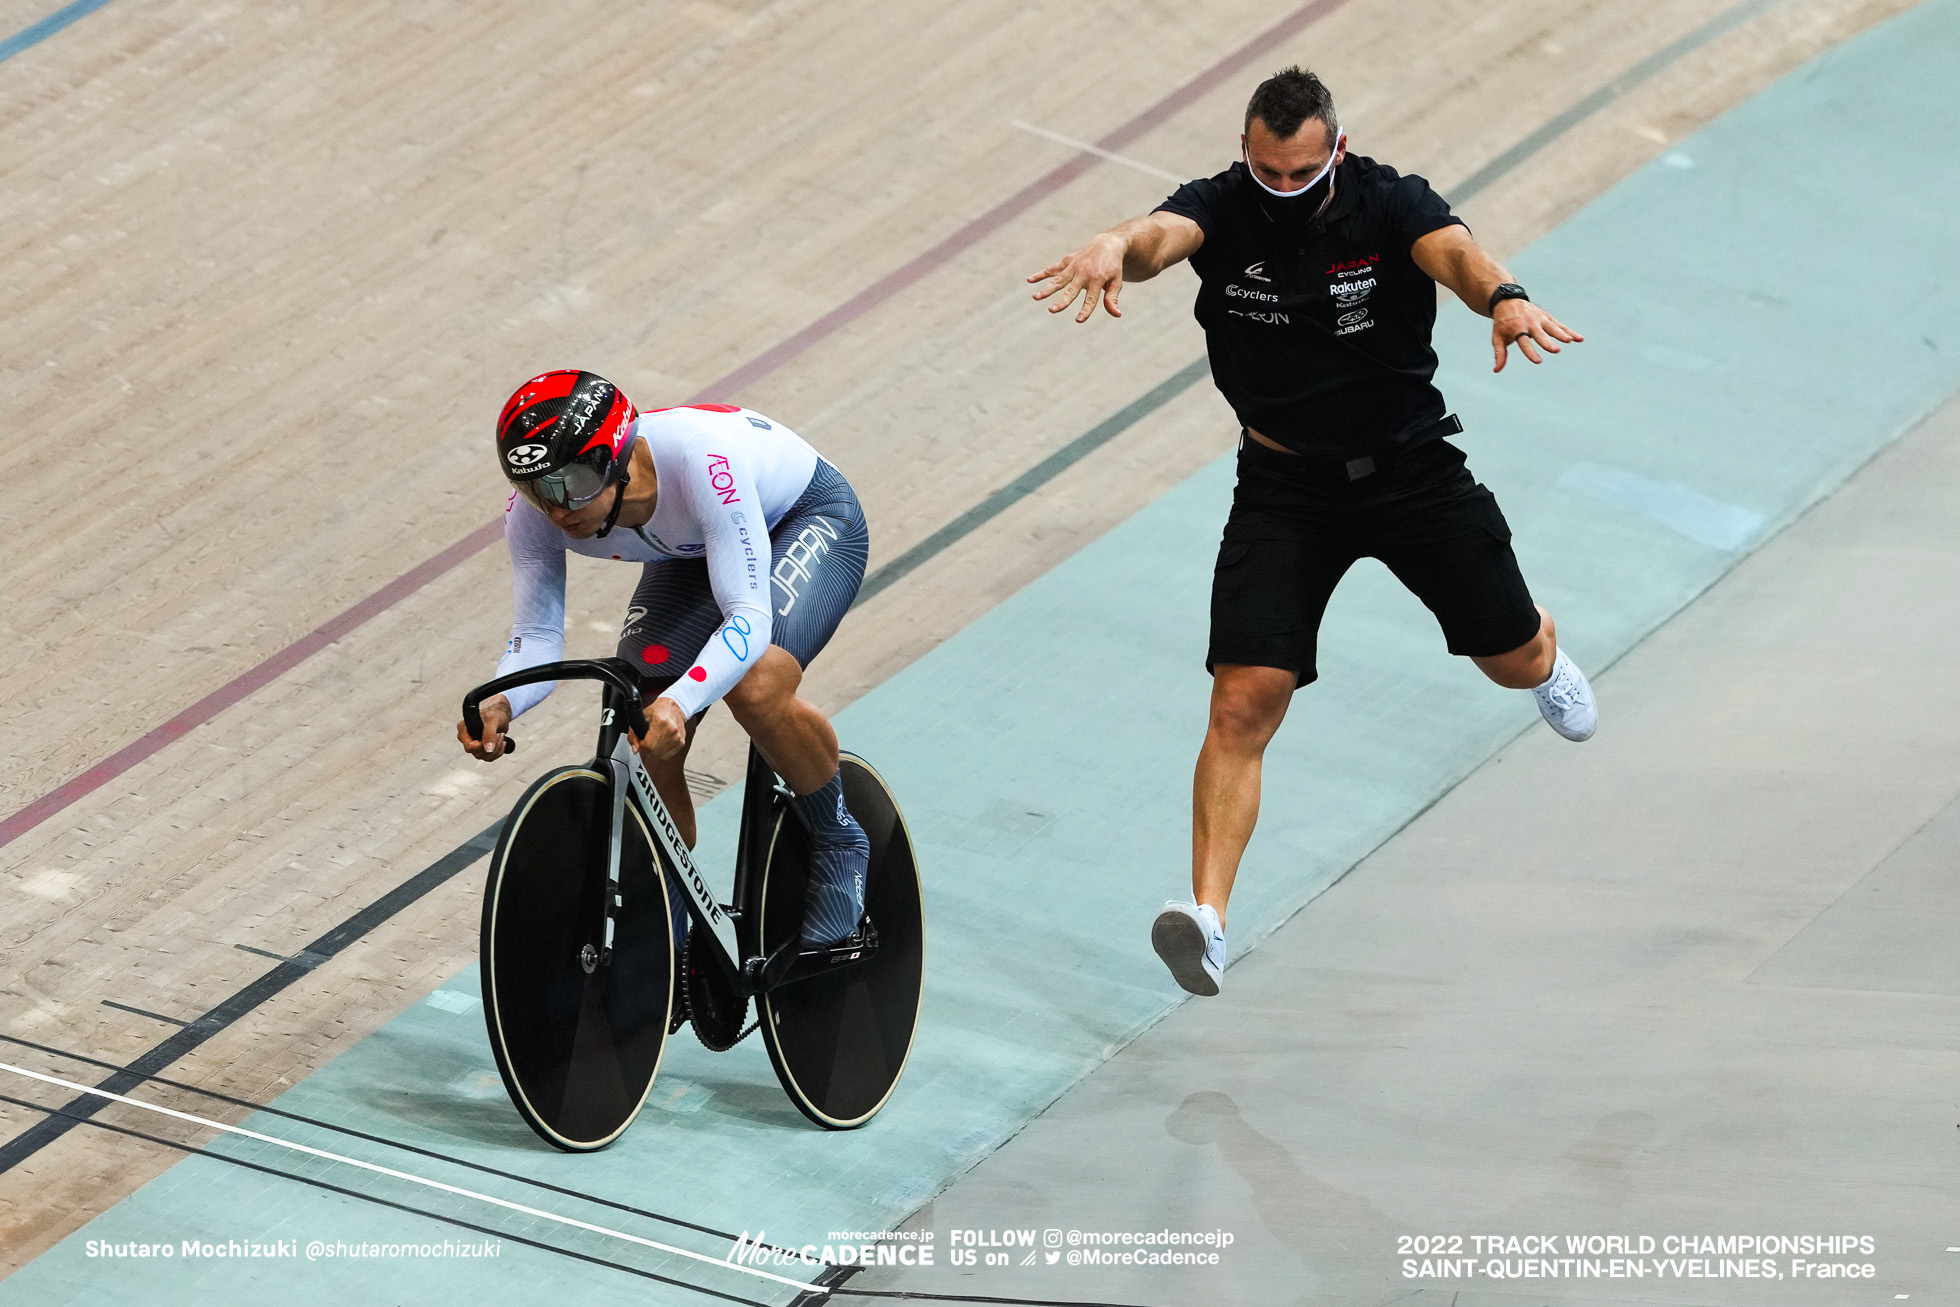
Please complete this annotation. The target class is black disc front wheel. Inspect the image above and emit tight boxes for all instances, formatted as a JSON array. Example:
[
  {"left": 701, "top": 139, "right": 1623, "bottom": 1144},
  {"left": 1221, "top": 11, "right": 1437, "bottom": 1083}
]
[
  {"left": 481, "top": 765, "right": 673, "bottom": 1151},
  {"left": 756, "top": 753, "right": 924, "bottom": 1129}
]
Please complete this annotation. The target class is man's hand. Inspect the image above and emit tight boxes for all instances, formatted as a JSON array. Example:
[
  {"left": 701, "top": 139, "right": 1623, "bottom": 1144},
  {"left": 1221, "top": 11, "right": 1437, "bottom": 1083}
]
[
  {"left": 1028, "top": 212, "right": 1203, "bottom": 323},
  {"left": 1029, "top": 232, "right": 1129, "bottom": 322},
  {"left": 457, "top": 694, "right": 513, "bottom": 761},
  {"left": 1491, "top": 299, "right": 1583, "bottom": 373},
  {"left": 628, "top": 696, "right": 689, "bottom": 764}
]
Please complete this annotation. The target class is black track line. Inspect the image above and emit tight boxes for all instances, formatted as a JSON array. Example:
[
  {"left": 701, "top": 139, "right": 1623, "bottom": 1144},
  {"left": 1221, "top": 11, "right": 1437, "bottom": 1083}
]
[
  {"left": 0, "top": 1030, "right": 804, "bottom": 1258},
  {"left": 0, "top": 1091, "right": 777, "bottom": 1306}
]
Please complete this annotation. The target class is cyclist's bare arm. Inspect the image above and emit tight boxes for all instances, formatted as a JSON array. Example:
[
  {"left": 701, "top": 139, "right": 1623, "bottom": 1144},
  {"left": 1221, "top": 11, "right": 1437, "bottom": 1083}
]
[{"left": 1028, "top": 211, "right": 1205, "bottom": 322}]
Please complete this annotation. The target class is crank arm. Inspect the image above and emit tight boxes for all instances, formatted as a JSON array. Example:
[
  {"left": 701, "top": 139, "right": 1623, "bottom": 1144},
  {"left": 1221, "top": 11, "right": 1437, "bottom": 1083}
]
[{"left": 744, "top": 917, "right": 880, "bottom": 995}]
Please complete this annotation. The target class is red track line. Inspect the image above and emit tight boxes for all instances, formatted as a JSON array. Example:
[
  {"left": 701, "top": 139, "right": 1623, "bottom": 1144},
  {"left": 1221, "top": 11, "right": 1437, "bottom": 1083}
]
[
  {"left": 0, "top": 521, "right": 503, "bottom": 850},
  {"left": 0, "top": 0, "right": 1352, "bottom": 852},
  {"left": 692, "top": 0, "right": 1350, "bottom": 399}
]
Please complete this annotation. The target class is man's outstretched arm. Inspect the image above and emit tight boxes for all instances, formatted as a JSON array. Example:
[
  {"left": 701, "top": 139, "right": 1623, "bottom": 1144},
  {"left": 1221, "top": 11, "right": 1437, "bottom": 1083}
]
[
  {"left": 1028, "top": 211, "right": 1205, "bottom": 323},
  {"left": 1412, "top": 224, "right": 1584, "bottom": 373}
]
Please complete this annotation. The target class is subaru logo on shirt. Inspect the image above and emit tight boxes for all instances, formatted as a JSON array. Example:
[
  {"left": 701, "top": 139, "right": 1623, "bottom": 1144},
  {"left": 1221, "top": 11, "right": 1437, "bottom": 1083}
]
[{"left": 1337, "top": 309, "right": 1369, "bottom": 327}]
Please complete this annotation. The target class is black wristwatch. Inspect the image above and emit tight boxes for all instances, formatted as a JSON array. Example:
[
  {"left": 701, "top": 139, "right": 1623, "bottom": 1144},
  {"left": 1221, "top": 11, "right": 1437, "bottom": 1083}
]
[{"left": 1488, "top": 282, "right": 1530, "bottom": 313}]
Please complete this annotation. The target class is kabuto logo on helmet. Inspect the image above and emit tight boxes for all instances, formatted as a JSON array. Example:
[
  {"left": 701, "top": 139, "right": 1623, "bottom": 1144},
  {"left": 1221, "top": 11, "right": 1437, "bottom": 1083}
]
[{"left": 495, "top": 369, "right": 638, "bottom": 509}]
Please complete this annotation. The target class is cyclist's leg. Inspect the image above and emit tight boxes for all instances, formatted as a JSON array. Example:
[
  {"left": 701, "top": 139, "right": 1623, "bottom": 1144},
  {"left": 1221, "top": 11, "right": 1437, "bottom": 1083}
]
[
  {"left": 722, "top": 459, "right": 869, "bottom": 791},
  {"left": 725, "top": 461, "right": 870, "bottom": 943}
]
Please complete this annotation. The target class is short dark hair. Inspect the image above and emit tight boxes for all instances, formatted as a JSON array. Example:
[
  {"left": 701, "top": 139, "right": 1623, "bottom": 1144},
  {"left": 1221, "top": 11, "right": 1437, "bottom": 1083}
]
[{"left": 1244, "top": 66, "right": 1338, "bottom": 148}]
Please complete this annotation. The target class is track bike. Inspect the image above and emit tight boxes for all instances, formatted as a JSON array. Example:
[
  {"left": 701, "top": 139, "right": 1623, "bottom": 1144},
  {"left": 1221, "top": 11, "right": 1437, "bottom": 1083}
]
[{"left": 461, "top": 659, "right": 923, "bottom": 1150}]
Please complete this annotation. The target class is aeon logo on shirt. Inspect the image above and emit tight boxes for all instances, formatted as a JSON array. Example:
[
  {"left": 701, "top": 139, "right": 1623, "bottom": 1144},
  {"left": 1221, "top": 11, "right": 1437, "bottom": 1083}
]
[{"left": 704, "top": 453, "right": 741, "bottom": 505}]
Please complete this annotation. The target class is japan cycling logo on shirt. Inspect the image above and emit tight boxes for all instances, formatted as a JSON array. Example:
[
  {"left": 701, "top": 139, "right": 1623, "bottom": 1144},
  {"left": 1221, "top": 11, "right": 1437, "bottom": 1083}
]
[{"left": 1242, "top": 261, "right": 1271, "bottom": 282}]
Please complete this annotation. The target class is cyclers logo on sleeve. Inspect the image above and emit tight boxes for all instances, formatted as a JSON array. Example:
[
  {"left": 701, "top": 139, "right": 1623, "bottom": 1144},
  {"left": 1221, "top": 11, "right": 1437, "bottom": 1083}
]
[{"left": 704, "top": 454, "right": 741, "bottom": 505}]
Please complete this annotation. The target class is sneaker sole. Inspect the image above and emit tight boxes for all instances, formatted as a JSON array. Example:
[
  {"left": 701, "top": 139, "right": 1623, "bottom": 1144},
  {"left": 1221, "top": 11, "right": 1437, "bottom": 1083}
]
[
  {"left": 1543, "top": 713, "right": 1596, "bottom": 742},
  {"left": 1151, "top": 909, "right": 1220, "bottom": 997}
]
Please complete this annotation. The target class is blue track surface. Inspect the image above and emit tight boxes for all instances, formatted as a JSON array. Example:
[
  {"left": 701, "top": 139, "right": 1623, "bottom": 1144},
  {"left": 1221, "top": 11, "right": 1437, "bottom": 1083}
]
[{"left": 10, "top": 1, "right": 1960, "bottom": 1300}]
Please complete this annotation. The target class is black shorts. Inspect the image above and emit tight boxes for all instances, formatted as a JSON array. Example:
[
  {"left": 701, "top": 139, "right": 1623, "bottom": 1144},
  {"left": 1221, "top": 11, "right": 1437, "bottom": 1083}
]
[
  {"left": 1208, "top": 435, "right": 1539, "bottom": 686},
  {"left": 617, "top": 460, "right": 869, "bottom": 702}
]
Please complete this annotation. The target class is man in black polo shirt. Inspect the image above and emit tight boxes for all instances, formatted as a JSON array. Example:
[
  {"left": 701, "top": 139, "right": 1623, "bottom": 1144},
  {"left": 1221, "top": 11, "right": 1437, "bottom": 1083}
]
[{"left": 1029, "top": 66, "right": 1595, "bottom": 998}]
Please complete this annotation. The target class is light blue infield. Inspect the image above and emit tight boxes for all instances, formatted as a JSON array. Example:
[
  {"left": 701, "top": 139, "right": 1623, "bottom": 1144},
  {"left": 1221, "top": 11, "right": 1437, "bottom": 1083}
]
[{"left": 9, "top": 1, "right": 1960, "bottom": 1300}]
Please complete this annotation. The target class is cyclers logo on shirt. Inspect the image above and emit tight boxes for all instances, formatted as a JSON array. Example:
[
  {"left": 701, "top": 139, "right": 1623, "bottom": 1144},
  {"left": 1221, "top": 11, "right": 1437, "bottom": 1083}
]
[{"left": 704, "top": 454, "right": 741, "bottom": 505}]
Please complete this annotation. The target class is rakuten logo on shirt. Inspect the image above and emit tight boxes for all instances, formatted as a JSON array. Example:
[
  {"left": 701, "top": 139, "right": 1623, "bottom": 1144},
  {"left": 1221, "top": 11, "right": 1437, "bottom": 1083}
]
[{"left": 704, "top": 454, "right": 740, "bottom": 505}]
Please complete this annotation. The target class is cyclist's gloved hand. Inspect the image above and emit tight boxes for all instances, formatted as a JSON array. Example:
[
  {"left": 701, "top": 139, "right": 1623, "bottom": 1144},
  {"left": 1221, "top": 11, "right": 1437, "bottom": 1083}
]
[
  {"left": 458, "top": 694, "right": 513, "bottom": 761},
  {"left": 628, "top": 696, "right": 689, "bottom": 763}
]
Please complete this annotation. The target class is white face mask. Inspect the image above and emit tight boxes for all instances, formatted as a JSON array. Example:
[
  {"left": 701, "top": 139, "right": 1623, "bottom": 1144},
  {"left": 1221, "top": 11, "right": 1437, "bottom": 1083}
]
[{"left": 1243, "top": 127, "right": 1345, "bottom": 216}]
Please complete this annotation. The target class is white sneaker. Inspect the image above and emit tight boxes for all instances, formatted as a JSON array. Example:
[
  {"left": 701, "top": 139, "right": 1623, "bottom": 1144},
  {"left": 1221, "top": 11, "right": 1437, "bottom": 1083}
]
[
  {"left": 1152, "top": 901, "right": 1226, "bottom": 996},
  {"left": 1533, "top": 648, "right": 1597, "bottom": 741}
]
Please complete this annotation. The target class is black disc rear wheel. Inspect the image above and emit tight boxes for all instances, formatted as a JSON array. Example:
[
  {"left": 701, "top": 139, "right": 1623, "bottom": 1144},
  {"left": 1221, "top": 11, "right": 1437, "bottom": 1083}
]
[
  {"left": 756, "top": 753, "right": 924, "bottom": 1129},
  {"left": 481, "top": 766, "right": 673, "bottom": 1151}
]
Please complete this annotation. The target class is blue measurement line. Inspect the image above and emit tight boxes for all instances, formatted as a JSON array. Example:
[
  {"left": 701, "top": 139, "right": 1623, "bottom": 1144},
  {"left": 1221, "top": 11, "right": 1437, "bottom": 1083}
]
[{"left": 0, "top": 0, "right": 118, "bottom": 65}]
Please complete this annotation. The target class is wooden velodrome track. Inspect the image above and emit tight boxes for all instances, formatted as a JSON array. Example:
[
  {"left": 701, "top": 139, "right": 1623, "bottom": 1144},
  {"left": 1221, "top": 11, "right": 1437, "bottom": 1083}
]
[{"left": 0, "top": 0, "right": 1916, "bottom": 1270}]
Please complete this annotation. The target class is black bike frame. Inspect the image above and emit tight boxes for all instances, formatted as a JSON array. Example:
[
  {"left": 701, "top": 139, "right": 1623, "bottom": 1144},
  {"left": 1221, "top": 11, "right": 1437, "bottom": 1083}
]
[{"left": 462, "top": 659, "right": 872, "bottom": 999}]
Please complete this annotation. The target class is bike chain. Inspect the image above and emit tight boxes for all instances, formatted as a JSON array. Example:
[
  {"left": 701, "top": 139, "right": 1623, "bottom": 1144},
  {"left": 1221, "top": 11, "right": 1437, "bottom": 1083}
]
[{"left": 681, "top": 932, "right": 752, "bottom": 1051}]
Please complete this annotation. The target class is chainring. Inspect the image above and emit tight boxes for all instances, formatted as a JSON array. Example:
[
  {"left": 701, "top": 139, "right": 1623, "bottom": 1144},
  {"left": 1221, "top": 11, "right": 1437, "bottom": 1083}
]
[{"left": 682, "top": 931, "right": 750, "bottom": 1052}]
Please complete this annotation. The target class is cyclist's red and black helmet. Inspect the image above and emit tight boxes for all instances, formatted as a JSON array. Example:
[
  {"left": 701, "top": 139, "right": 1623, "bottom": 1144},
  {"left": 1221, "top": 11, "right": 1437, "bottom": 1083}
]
[{"left": 496, "top": 369, "right": 638, "bottom": 510}]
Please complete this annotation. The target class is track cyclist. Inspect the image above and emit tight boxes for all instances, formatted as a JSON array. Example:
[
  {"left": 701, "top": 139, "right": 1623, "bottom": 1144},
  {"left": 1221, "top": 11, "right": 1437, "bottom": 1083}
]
[{"left": 456, "top": 369, "right": 872, "bottom": 947}]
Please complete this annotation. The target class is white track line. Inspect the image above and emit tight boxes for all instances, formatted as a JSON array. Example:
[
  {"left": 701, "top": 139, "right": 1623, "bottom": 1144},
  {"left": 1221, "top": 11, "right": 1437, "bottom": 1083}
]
[
  {"left": 1009, "top": 120, "right": 1186, "bottom": 183},
  {"left": 0, "top": 1061, "right": 821, "bottom": 1295}
]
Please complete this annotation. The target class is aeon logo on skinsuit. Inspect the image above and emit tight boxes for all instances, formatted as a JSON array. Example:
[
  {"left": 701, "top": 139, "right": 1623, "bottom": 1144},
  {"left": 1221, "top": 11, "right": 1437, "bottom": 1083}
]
[{"left": 704, "top": 454, "right": 741, "bottom": 505}]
